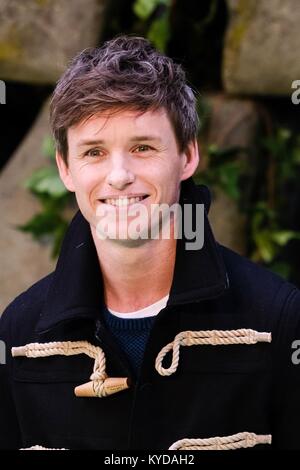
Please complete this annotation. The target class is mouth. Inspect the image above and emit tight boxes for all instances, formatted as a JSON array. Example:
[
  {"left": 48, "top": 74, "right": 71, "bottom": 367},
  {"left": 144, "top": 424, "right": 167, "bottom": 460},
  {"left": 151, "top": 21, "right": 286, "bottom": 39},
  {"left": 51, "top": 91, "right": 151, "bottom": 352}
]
[{"left": 99, "top": 195, "right": 149, "bottom": 207}]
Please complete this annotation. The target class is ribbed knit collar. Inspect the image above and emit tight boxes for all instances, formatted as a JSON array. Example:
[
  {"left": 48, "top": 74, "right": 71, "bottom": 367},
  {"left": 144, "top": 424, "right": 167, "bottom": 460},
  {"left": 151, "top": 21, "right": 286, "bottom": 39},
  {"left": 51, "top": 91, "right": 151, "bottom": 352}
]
[{"left": 102, "top": 307, "right": 156, "bottom": 331}]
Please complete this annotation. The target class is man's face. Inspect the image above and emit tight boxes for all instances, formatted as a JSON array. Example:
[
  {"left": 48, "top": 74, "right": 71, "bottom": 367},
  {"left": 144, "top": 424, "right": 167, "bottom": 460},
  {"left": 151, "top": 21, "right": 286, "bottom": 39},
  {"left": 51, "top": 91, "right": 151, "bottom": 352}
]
[{"left": 57, "top": 108, "right": 199, "bottom": 243}]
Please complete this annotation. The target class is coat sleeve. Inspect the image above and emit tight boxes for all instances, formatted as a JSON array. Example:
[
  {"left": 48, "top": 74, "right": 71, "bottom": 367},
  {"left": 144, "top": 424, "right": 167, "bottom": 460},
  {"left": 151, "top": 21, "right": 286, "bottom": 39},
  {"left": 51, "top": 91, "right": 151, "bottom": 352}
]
[
  {"left": 0, "top": 306, "right": 22, "bottom": 449},
  {"left": 272, "top": 287, "right": 300, "bottom": 449}
]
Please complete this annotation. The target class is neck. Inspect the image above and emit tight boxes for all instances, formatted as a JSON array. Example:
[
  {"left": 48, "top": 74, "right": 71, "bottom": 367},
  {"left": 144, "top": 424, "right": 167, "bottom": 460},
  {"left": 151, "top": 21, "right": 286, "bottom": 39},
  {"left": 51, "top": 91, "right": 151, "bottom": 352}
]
[{"left": 91, "top": 227, "right": 176, "bottom": 313}]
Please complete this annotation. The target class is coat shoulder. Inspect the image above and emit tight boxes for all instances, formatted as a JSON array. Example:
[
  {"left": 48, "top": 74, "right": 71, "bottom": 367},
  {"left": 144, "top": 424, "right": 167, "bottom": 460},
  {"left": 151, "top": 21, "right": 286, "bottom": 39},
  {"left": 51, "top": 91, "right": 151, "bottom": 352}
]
[
  {"left": 220, "top": 244, "right": 295, "bottom": 292},
  {"left": 219, "top": 244, "right": 300, "bottom": 331},
  {"left": 0, "top": 273, "right": 54, "bottom": 341}
]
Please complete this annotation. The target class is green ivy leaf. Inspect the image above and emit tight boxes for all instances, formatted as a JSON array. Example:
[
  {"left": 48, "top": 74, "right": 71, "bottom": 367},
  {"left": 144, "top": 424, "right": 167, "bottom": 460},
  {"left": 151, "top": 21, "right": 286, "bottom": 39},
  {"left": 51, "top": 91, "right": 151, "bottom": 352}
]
[
  {"left": 270, "top": 230, "right": 300, "bottom": 246},
  {"left": 19, "top": 211, "right": 69, "bottom": 258},
  {"left": 52, "top": 219, "right": 69, "bottom": 258},
  {"left": 42, "top": 136, "right": 56, "bottom": 161},
  {"left": 278, "top": 128, "right": 291, "bottom": 142},
  {"left": 147, "top": 11, "right": 170, "bottom": 51},
  {"left": 133, "top": 0, "right": 160, "bottom": 20},
  {"left": 254, "top": 231, "right": 276, "bottom": 263},
  {"left": 292, "top": 147, "right": 300, "bottom": 164},
  {"left": 218, "top": 162, "right": 240, "bottom": 200},
  {"left": 25, "top": 167, "right": 68, "bottom": 198},
  {"left": 133, "top": 0, "right": 171, "bottom": 20},
  {"left": 19, "top": 212, "right": 65, "bottom": 238}
]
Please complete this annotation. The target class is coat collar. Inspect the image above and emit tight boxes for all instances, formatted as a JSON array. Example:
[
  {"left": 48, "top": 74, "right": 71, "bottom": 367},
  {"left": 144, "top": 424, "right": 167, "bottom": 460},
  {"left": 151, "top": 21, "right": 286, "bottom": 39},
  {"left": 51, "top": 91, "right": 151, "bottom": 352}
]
[{"left": 36, "top": 178, "right": 228, "bottom": 333}]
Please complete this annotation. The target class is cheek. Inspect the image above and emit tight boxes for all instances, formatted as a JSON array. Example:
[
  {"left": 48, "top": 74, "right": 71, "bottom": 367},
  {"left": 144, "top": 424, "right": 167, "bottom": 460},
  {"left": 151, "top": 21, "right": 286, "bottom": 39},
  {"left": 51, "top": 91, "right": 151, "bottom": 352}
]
[
  {"left": 152, "top": 158, "right": 181, "bottom": 179},
  {"left": 163, "top": 164, "right": 183, "bottom": 185},
  {"left": 71, "top": 166, "right": 101, "bottom": 192}
]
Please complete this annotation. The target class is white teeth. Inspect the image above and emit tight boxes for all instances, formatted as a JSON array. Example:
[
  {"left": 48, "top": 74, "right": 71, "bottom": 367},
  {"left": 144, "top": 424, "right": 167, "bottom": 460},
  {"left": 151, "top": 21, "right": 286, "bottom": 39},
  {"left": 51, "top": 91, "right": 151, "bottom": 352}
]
[{"left": 103, "top": 196, "right": 145, "bottom": 206}]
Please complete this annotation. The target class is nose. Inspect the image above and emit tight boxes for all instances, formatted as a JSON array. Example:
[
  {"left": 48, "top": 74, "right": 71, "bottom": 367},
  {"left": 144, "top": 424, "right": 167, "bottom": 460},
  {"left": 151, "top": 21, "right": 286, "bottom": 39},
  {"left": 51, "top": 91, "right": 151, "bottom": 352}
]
[{"left": 106, "top": 157, "right": 135, "bottom": 190}]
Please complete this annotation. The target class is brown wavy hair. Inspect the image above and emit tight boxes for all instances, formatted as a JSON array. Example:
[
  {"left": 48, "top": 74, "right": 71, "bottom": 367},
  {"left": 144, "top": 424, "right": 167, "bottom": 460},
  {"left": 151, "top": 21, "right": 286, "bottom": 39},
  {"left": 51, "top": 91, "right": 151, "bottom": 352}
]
[{"left": 50, "top": 35, "right": 199, "bottom": 164}]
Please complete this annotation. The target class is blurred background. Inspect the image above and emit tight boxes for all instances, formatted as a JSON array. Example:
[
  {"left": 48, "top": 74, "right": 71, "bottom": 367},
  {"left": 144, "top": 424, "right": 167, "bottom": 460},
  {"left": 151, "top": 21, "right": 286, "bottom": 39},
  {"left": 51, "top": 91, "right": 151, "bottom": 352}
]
[{"left": 0, "top": 0, "right": 300, "bottom": 312}]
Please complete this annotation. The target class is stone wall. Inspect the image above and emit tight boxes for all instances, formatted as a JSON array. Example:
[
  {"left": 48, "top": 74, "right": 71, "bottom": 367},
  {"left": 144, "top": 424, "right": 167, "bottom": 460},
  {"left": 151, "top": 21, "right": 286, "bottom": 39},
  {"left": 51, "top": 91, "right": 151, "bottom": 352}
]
[
  {"left": 223, "top": 0, "right": 300, "bottom": 95},
  {"left": 0, "top": 0, "right": 108, "bottom": 84}
]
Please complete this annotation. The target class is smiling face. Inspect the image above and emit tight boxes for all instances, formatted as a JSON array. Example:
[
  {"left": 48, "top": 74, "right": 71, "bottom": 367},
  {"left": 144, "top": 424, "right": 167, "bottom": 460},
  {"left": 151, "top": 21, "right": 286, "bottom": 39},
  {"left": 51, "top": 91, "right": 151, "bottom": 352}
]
[{"left": 56, "top": 108, "right": 199, "bottom": 243}]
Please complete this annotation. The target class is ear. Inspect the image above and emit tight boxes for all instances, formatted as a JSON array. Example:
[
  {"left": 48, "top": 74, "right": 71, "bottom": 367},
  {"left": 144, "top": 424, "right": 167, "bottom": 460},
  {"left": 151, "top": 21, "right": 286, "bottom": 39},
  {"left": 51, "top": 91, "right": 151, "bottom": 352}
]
[
  {"left": 56, "top": 152, "right": 75, "bottom": 192},
  {"left": 180, "top": 139, "right": 200, "bottom": 181}
]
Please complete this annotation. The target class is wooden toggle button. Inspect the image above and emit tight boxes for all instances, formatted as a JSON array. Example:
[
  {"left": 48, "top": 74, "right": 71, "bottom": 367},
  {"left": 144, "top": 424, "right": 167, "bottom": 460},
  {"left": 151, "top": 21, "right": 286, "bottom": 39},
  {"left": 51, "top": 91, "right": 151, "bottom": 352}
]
[{"left": 74, "top": 377, "right": 130, "bottom": 397}]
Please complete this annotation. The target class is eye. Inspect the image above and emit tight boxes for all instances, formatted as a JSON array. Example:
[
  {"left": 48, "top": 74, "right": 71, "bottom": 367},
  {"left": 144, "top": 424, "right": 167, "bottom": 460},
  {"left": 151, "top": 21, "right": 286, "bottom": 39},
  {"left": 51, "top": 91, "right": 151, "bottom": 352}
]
[
  {"left": 84, "top": 148, "right": 104, "bottom": 158},
  {"left": 133, "top": 145, "right": 153, "bottom": 153}
]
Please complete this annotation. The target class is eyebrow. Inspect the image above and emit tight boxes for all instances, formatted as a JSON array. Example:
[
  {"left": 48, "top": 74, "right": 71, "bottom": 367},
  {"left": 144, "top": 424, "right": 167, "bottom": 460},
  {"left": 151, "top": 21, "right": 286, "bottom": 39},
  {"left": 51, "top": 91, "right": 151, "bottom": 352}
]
[{"left": 77, "top": 136, "right": 162, "bottom": 147}]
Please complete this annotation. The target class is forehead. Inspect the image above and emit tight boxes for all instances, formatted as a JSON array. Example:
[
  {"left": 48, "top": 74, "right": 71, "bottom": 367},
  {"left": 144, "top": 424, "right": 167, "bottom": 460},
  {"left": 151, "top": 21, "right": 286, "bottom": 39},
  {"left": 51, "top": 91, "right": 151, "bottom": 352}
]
[{"left": 67, "top": 108, "right": 174, "bottom": 142}]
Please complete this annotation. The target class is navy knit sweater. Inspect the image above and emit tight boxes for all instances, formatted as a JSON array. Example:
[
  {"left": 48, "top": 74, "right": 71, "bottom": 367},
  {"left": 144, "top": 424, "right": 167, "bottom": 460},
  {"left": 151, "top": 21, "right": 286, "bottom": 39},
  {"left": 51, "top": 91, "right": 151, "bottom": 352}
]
[{"left": 102, "top": 307, "right": 156, "bottom": 375}]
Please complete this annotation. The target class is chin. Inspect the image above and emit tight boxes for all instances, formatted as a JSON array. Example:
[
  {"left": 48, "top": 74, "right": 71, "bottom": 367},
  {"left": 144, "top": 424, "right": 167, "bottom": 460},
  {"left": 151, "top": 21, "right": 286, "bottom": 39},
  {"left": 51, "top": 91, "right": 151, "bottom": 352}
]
[{"left": 108, "top": 237, "right": 150, "bottom": 248}]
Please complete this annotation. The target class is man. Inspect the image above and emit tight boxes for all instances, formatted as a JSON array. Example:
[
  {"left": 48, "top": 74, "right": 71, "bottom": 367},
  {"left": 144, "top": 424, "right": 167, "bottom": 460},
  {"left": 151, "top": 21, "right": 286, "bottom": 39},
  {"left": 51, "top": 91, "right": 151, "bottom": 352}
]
[{"left": 1, "top": 35, "right": 300, "bottom": 451}]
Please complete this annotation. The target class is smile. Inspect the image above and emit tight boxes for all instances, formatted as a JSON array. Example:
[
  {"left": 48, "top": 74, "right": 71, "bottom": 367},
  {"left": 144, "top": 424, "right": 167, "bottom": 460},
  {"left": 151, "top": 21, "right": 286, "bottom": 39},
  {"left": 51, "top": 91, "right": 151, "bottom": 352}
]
[{"left": 100, "top": 195, "right": 149, "bottom": 206}]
